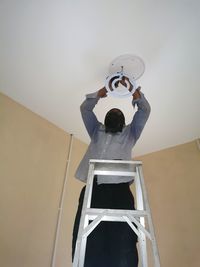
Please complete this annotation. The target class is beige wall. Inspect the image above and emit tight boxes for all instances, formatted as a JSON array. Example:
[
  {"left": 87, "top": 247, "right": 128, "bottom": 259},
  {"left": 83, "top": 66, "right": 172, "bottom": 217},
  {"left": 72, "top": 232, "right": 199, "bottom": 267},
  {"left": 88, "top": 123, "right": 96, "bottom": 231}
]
[
  {"left": 1, "top": 92, "right": 200, "bottom": 267},
  {"left": 136, "top": 141, "right": 200, "bottom": 267},
  {"left": 0, "top": 92, "right": 87, "bottom": 267},
  {"left": 55, "top": 138, "right": 87, "bottom": 267}
]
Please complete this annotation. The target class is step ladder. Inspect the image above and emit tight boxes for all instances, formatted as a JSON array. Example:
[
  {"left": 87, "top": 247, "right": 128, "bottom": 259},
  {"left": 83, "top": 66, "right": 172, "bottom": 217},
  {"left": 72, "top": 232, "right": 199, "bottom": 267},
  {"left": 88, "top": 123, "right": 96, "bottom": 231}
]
[{"left": 73, "top": 159, "right": 160, "bottom": 267}]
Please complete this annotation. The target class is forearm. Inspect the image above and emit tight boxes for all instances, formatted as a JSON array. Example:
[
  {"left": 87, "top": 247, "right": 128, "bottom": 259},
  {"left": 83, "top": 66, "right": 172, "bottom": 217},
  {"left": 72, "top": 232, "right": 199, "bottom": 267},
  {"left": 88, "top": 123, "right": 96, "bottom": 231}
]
[
  {"left": 130, "top": 92, "right": 151, "bottom": 141},
  {"left": 80, "top": 91, "right": 101, "bottom": 138},
  {"left": 80, "top": 91, "right": 99, "bottom": 110},
  {"left": 132, "top": 90, "right": 151, "bottom": 112}
]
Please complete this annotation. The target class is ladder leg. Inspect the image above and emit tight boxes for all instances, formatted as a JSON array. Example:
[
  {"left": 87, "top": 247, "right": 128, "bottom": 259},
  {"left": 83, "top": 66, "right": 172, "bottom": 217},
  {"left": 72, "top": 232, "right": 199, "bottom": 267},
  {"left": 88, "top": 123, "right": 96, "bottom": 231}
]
[
  {"left": 135, "top": 168, "right": 148, "bottom": 266},
  {"left": 79, "top": 234, "right": 87, "bottom": 267},
  {"left": 138, "top": 222, "right": 148, "bottom": 267},
  {"left": 137, "top": 166, "right": 161, "bottom": 267},
  {"left": 73, "top": 163, "right": 95, "bottom": 267}
]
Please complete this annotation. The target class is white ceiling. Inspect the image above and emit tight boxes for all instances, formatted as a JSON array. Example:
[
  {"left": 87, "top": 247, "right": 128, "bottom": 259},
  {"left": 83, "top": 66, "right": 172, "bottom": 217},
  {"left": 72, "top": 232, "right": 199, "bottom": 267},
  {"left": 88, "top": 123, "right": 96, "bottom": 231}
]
[{"left": 1, "top": 0, "right": 200, "bottom": 156}]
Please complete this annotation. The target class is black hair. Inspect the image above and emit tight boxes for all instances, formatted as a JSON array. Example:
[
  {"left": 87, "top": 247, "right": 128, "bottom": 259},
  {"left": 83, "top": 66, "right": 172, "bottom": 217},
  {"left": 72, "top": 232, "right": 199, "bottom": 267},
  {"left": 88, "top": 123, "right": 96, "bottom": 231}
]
[{"left": 104, "top": 108, "right": 125, "bottom": 133}]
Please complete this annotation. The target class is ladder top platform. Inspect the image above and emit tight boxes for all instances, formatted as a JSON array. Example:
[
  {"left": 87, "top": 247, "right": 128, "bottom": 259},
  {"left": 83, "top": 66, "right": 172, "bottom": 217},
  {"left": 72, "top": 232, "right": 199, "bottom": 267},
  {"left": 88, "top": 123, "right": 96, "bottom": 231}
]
[
  {"left": 89, "top": 159, "right": 142, "bottom": 177},
  {"left": 90, "top": 159, "right": 142, "bottom": 165}
]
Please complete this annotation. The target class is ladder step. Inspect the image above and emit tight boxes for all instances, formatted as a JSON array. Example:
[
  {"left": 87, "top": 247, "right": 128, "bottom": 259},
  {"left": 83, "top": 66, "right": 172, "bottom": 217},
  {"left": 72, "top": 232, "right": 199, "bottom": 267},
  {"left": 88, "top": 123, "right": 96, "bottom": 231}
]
[
  {"left": 91, "top": 159, "right": 141, "bottom": 177},
  {"left": 86, "top": 208, "right": 148, "bottom": 220},
  {"left": 94, "top": 170, "right": 136, "bottom": 176}
]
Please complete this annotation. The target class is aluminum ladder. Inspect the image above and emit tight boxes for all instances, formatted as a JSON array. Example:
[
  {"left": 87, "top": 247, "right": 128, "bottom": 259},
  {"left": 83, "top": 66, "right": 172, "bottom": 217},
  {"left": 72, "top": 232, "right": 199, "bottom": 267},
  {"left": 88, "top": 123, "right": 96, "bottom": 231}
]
[{"left": 73, "top": 159, "right": 160, "bottom": 267}]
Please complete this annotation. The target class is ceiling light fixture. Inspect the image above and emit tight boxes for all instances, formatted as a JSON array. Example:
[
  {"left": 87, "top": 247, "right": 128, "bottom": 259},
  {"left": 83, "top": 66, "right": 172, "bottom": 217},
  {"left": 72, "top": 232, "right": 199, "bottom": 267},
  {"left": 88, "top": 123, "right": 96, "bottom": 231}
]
[{"left": 105, "top": 54, "right": 145, "bottom": 98}]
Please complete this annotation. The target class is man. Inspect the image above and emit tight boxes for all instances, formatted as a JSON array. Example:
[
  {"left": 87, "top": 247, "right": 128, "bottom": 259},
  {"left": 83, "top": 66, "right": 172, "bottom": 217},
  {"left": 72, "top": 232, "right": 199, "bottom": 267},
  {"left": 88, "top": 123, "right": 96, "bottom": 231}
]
[{"left": 72, "top": 79, "right": 151, "bottom": 267}]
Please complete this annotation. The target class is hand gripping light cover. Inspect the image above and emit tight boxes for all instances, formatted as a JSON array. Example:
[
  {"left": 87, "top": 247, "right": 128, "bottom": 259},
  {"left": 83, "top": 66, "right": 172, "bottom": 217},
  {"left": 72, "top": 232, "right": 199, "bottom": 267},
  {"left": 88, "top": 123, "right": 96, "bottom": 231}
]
[{"left": 105, "top": 54, "right": 145, "bottom": 98}]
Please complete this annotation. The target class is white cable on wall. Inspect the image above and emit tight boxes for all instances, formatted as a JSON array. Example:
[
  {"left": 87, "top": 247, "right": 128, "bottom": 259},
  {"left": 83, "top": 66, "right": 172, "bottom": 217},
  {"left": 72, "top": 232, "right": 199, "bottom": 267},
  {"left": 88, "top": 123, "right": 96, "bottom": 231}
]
[
  {"left": 51, "top": 134, "right": 74, "bottom": 267},
  {"left": 196, "top": 138, "right": 200, "bottom": 151}
]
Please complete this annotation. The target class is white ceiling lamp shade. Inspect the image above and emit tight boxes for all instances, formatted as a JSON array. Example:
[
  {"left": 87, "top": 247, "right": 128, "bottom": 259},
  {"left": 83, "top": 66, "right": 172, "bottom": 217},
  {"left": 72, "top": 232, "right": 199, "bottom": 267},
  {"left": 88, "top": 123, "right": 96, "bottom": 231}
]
[{"left": 105, "top": 54, "right": 145, "bottom": 98}]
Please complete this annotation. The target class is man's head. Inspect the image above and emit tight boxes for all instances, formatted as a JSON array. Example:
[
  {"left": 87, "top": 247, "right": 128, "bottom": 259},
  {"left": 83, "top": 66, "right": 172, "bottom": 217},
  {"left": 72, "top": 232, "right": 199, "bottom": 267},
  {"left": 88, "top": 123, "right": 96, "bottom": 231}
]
[{"left": 104, "top": 108, "right": 125, "bottom": 133}]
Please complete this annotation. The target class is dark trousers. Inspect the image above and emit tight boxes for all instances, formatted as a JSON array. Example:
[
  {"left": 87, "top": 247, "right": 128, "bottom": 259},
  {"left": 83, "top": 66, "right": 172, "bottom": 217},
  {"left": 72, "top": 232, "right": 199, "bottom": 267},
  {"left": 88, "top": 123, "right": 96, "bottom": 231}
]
[{"left": 72, "top": 179, "right": 138, "bottom": 267}]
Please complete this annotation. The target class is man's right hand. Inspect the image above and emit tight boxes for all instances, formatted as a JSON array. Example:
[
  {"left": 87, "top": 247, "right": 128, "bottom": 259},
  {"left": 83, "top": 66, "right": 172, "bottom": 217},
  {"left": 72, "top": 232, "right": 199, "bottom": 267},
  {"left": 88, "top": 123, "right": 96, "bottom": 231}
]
[{"left": 98, "top": 87, "right": 107, "bottom": 98}]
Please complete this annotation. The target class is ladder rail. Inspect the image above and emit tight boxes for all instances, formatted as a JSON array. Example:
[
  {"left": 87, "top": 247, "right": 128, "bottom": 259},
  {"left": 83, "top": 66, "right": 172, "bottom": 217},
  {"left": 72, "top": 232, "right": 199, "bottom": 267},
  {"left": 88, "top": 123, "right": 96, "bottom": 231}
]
[
  {"left": 137, "top": 165, "right": 161, "bottom": 267},
  {"left": 135, "top": 165, "right": 148, "bottom": 266},
  {"left": 73, "top": 160, "right": 161, "bottom": 267},
  {"left": 73, "top": 163, "right": 95, "bottom": 267}
]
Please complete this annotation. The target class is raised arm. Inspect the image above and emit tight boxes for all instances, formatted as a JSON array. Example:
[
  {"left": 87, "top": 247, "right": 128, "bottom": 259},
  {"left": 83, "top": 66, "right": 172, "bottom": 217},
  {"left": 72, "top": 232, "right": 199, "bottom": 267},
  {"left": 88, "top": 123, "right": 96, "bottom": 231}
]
[
  {"left": 130, "top": 87, "right": 151, "bottom": 142},
  {"left": 80, "top": 87, "right": 107, "bottom": 138}
]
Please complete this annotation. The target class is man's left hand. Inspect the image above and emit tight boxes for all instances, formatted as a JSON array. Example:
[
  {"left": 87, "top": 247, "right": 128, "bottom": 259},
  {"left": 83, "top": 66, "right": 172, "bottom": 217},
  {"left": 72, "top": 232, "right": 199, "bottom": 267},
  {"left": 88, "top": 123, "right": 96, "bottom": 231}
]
[{"left": 132, "top": 87, "right": 141, "bottom": 100}]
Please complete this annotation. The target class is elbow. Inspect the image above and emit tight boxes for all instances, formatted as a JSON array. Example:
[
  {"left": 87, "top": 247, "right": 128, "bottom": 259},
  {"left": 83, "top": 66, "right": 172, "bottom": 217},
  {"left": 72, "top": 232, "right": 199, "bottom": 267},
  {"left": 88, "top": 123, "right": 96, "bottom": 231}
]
[
  {"left": 80, "top": 102, "right": 86, "bottom": 112},
  {"left": 142, "top": 103, "right": 151, "bottom": 122},
  {"left": 146, "top": 105, "right": 151, "bottom": 121},
  {"left": 143, "top": 102, "right": 151, "bottom": 115},
  {"left": 147, "top": 103, "right": 151, "bottom": 115}
]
